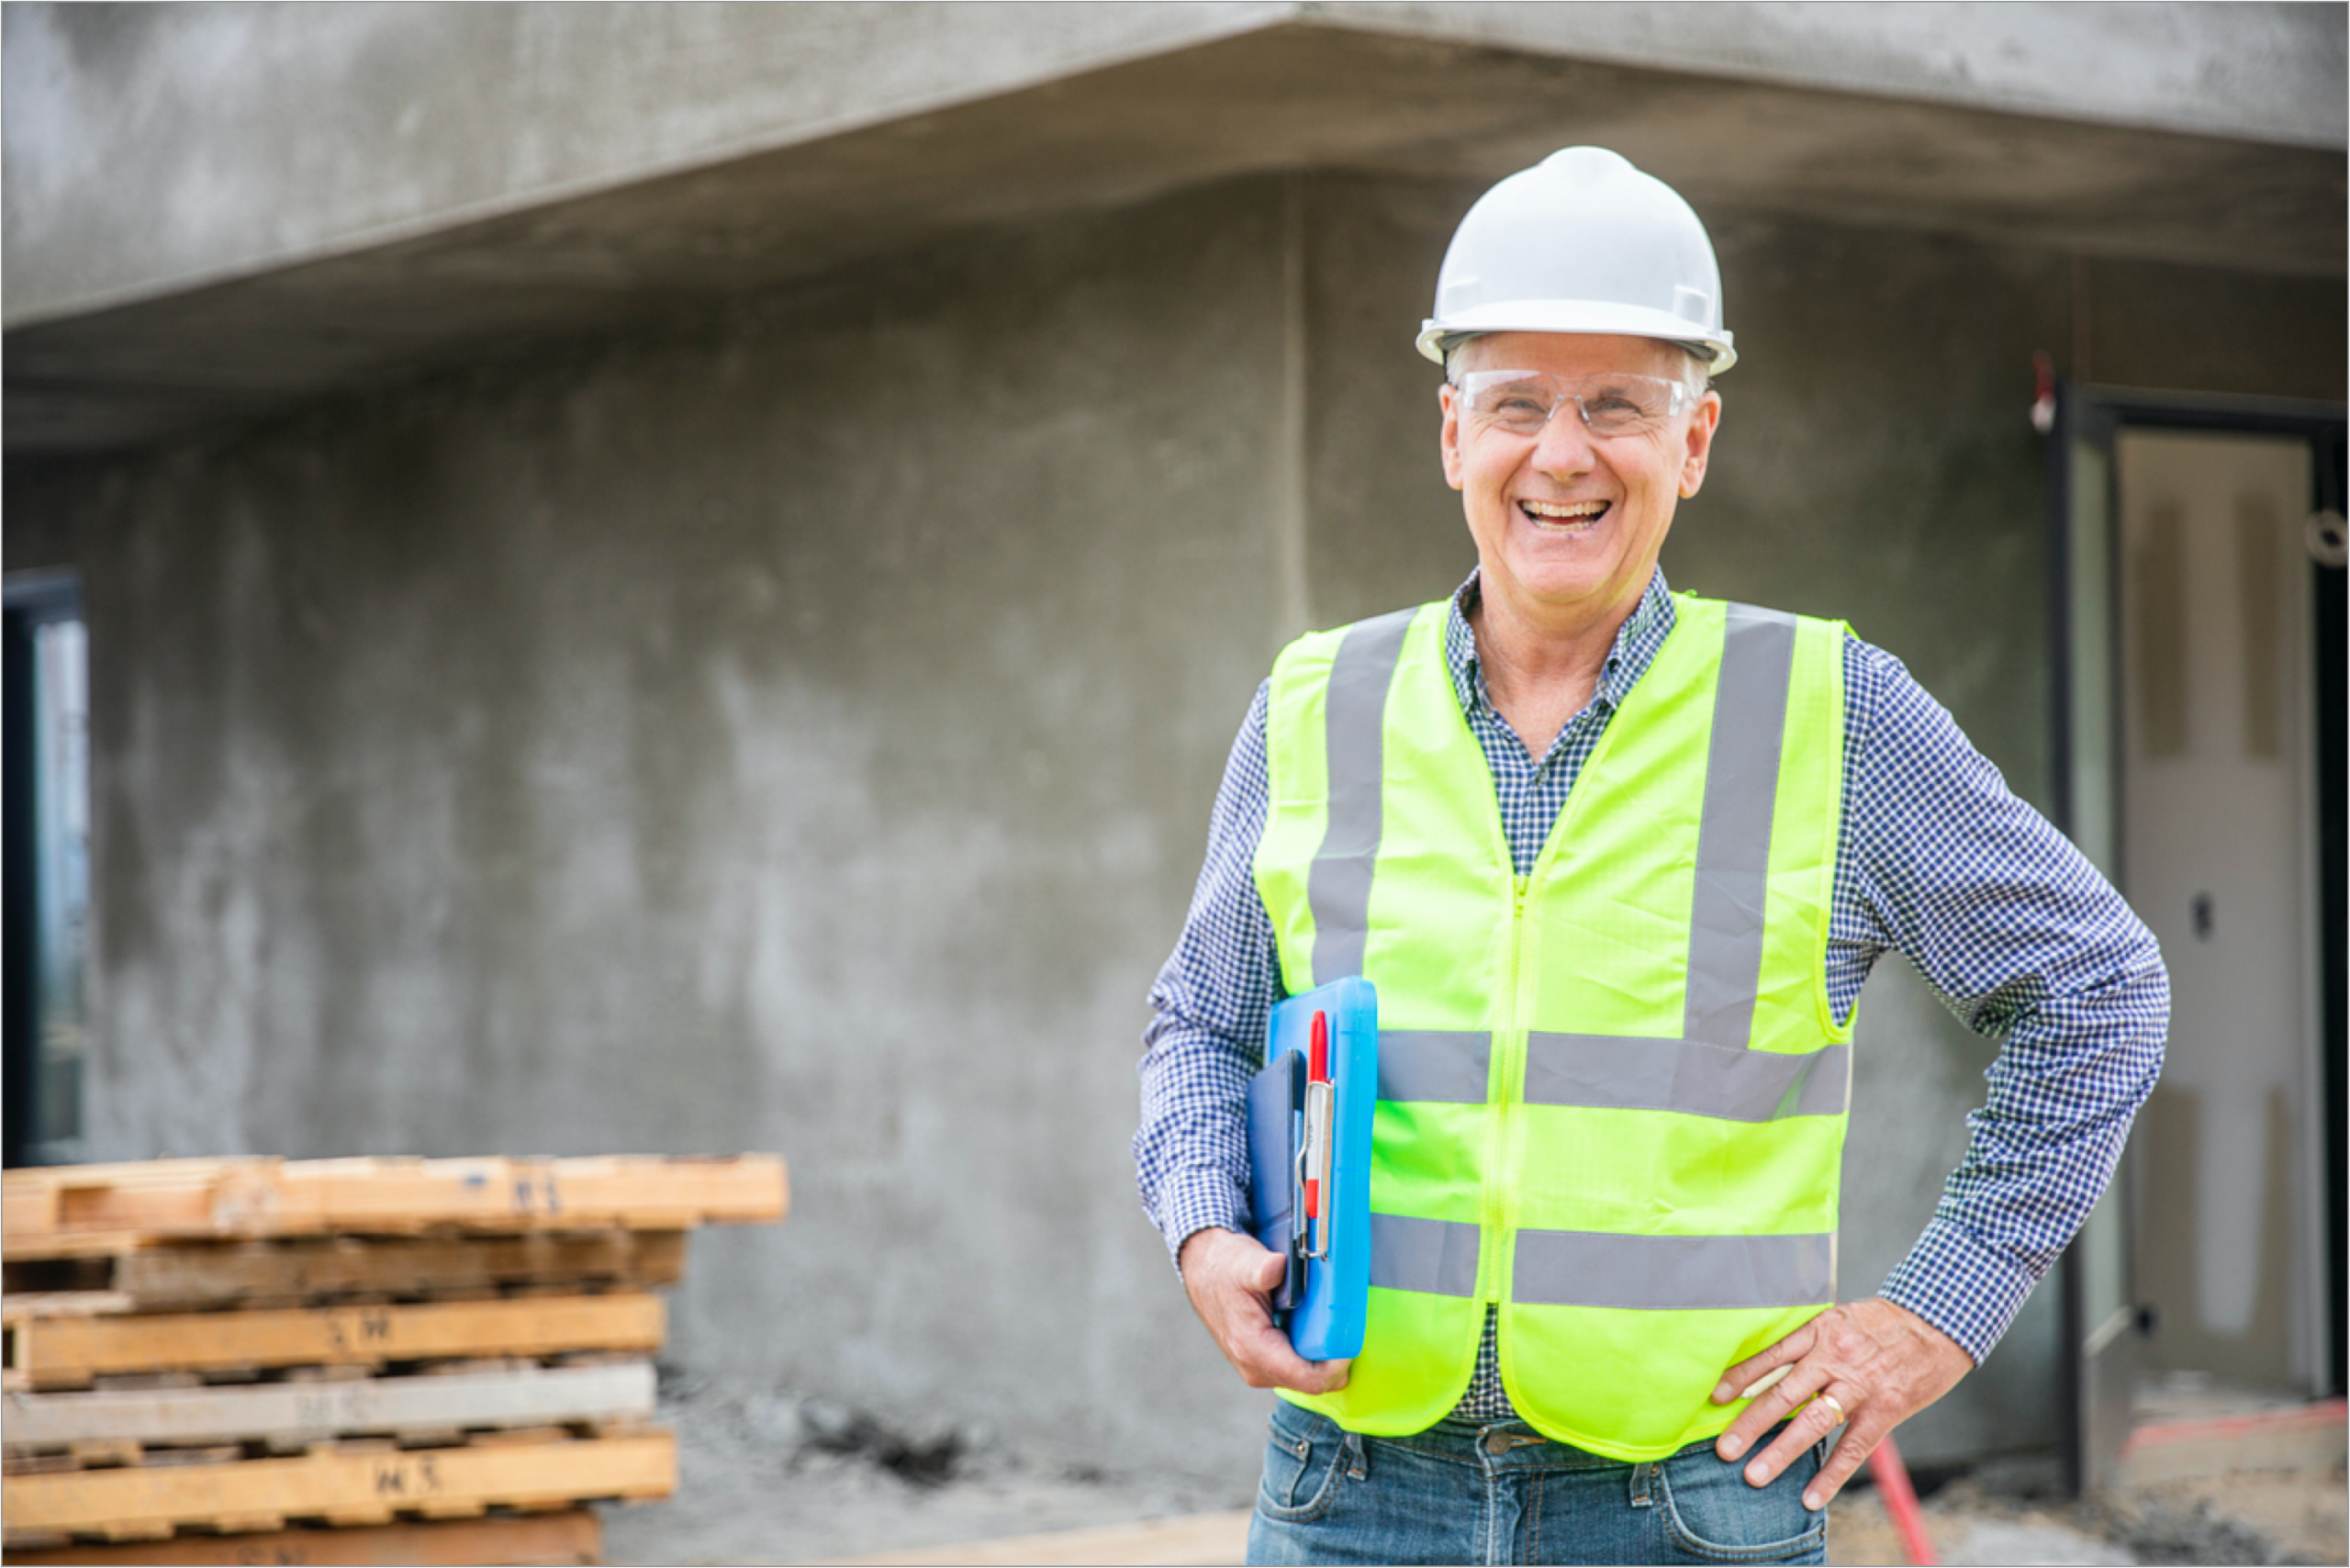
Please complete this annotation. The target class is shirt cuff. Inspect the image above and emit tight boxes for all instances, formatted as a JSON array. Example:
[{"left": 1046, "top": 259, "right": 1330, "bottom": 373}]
[
  {"left": 1876, "top": 1216, "right": 2040, "bottom": 1365},
  {"left": 1158, "top": 1167, "right": 1250, "bottom": 1274}
]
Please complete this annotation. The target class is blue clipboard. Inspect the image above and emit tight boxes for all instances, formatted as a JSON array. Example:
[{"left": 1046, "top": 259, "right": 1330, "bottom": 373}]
[{"left": 1246, "top": 977, "right": 1376, "bottom": 1361}]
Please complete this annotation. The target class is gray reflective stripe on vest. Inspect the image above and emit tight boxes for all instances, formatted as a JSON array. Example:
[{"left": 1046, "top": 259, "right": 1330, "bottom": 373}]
[
  {"left": 1523, "top": 1036, "right": 1850, "bottom": 1120},
  {"left": 1512, "top": 1229, "right": 1833, "bottom": 1310},
  {"left": 1368, "top": 1212, "right": 1481, "bottom": 1297},
  {"left": 1306, "top": 607, "right": 1419, "bottom": 987},
  {"left": 1377, "top": 1031, "right": 1493, "bottom": 1104},
  {"left": 1684, "top": 605, "right": 1799, "bottom": 1049}
]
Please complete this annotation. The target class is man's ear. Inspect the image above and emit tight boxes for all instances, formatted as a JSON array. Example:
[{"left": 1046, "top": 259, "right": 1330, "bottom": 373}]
[
  {"left": 1439, "top": 383, "right": 1466, "bottom": 492},
  {"left": 1679, "top": 390, "right": 1722, "bottom": 498}
]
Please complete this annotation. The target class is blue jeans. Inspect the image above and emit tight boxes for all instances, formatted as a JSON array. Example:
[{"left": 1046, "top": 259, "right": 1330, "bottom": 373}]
[{"left": 1248, "top": 1399, "right": 1828, "bottom": 1566}]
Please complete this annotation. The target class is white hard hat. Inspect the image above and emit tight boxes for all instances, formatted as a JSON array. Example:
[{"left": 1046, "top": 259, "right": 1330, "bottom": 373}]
[{"left": 1416, "top": 147, "right": 1736, "bottom": 375}]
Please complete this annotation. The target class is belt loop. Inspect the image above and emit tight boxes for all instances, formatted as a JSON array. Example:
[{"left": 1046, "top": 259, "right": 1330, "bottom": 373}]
[
  {"left": 1629, "top": 1461, "right": 1656, "bottom": 1508},
  {"left": 1343, "top": 1432, "right": 1367, "bottom": 1481}
]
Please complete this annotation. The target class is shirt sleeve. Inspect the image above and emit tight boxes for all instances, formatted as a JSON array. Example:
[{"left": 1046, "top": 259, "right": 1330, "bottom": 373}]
[
  {"left": 1838, "top": 637, "right": 2169, "bottom": 1362},
  {"left": 1133, "top": 680, "right": 1286, "bottom": 1271}
]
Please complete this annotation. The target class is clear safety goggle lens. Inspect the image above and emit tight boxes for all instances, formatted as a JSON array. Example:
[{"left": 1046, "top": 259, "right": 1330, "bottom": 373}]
[{"left": 1455, "top": 370, "right": 1695, "bottom": 438}]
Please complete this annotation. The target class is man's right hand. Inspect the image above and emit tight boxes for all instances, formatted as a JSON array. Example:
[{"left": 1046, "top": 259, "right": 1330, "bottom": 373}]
[{"left": 1179, "top": 1226, "right": 1351, "bottom": 1394}]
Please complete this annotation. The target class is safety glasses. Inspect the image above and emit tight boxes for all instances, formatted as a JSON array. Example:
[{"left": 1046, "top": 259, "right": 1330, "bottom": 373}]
[{"left": 1452, "top": 369, "right": 1698, "bottom": 439}]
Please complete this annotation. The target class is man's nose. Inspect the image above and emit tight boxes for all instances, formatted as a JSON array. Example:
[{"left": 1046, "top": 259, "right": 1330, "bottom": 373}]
[{"left": 1529, "top": 399, "right": 1598, "bottom": 475}]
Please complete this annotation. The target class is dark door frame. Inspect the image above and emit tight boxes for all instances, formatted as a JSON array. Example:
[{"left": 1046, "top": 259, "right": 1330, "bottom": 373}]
[
  {"left": 2048, "top": 382, "right": 2348, "bottom": 1495},
  {"left": 2, "top": 567, "right": 84, "bottom": 1170}
]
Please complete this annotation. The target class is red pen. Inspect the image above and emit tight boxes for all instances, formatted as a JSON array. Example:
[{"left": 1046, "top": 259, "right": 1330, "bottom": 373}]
[{"left": 1304, "top": 1012, "right": 1333, "bottom": 1254}]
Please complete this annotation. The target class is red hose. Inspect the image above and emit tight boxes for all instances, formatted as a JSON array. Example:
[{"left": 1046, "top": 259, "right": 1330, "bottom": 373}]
[{"left": 1867, "top": 1433, "right": 1940, "bottom": 1566}]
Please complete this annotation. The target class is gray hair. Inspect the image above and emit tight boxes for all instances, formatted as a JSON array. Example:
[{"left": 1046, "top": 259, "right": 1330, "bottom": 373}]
[{"left": 1443, "top": 335, "right": 1712, "bottom": 397}]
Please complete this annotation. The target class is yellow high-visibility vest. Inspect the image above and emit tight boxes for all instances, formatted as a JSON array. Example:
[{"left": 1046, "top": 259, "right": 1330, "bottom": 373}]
[{"left": 1253, "top": 594, "right": 1853, "bottom": 1460}]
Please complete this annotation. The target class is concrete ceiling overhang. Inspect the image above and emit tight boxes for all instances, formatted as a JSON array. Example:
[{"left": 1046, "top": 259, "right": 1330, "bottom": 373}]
[{"left": 8, "top": 17, "right": 2344, "bottom": 457}]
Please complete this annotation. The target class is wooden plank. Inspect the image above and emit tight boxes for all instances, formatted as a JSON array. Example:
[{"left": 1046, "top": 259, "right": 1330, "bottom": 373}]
[
  {"left": 6, "top": 1296, "right": 663, "bottom": 1391},
  {"left": 6, "top": 1231, "right": 687, "bottom": 1311},
  {"left": 6, "top": 1362, "right": 656, "bottom": 1451},
  {"left": 6, "top": 1506, "right": 602, "bottom": 1564},
  {"left": 820, "top": 1510, "right": 1255, "bottom": 1567},
  {"left": 3, "top": 1430, "right": 673, "bottom": 1538},
  {"left": 3, "top": 1294, "right": 140, "bottom": 1320},
  {"left": 4, "top": 1157, "right": 785, "bottom": 1258},
  {"left": 2, "top": 1163, "right": 251, "bottom": 1250}
]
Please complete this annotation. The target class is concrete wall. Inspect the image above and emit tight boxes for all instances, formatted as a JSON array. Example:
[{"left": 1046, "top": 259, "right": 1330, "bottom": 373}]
[
  {"left": 8, "top": 179, "right": 1303, "bottom": 1481},
  {"left": 6, "top": 165, "right": 2342, "bottom": 1478}
]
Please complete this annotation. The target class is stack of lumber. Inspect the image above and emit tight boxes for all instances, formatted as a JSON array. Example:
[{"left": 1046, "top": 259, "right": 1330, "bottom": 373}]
[{"left": 2, "top": 1154, "right": 788, "bottom": 1566}]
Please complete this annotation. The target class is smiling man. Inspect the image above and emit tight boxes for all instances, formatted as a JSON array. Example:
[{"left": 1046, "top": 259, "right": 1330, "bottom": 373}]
[{"left": 1135, "top": 148, "right": 2166, "bottom": 1566}]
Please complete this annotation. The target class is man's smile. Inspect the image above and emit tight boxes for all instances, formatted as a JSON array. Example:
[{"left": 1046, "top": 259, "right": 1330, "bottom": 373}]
[{"left": 1518, "top": 498, "right": 1610, "bottom": 532}]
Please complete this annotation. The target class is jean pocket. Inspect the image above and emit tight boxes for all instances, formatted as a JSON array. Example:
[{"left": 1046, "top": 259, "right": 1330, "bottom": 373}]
[
  {"left": 1256, "top": 1400, "right": 1353, "bottom": 1524},
  {"left": 1655, "top": 1439, "right": 1827, "bottom": 1564}
]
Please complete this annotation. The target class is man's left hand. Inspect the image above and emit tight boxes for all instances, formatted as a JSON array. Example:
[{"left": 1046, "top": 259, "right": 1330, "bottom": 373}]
[{"left": 1708, "top": 1297, "right": 1974, "bottom": 1510}]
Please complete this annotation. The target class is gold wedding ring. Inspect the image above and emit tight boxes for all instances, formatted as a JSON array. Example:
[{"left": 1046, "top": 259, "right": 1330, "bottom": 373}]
[{"left": 1812, "top": 1392, "right": 1848, "bottom": 1426}]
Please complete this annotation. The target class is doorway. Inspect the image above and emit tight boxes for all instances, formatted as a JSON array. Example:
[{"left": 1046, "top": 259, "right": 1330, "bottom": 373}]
[
  {"left": 2053, "top": 391, "right": 2347, "bottom": 1491},
  {"left": 2117, "top": 429, "right": 2333, "bottom": 1408},
  {"left": 3, "top": 568, "right": 90, "bottom": 1169}
]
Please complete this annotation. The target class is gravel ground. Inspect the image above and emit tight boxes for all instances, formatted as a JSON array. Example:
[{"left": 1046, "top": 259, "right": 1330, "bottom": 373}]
[{"left": 2101, "top": 1466, "right": 2349, "bottom": 1565}]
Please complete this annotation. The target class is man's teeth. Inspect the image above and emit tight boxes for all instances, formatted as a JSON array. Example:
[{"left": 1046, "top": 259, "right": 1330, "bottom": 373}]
[{"left": 1522, "top": 500, "right": 1607, "bottom": 525}]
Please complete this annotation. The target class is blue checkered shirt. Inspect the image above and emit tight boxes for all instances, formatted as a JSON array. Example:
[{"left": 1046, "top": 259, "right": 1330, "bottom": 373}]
[{"left": 1134, "top": 568, "right": 2166, "bottom": 1423}]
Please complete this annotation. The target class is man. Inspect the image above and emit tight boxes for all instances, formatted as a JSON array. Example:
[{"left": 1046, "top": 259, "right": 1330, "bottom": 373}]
[{"left": 1134, "top": 147, "right": 2165, "bottom": 1566}]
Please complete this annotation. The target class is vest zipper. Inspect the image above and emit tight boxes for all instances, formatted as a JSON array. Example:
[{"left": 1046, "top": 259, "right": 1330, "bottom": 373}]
[{"left": 1483, "top": 874, "right": 1531, "bottom": 1305}]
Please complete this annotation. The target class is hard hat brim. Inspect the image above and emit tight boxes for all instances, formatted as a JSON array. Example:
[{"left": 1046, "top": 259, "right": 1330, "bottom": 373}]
[{"left": 1417, "top": 302, "right": 1736, "bottom": 375}]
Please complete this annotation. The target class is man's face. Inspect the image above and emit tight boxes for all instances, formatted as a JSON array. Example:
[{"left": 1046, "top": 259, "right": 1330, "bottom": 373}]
[{"left": 1439, "top": 331, "right": 1720, "bottom": 626}]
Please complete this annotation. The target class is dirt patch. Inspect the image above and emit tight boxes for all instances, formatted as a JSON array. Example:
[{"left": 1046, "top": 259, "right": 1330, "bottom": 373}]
[
  {"left": 1830, "top": 1452, "right": 2346, "bottom": 1568},
  {"left": 600, "top": 1367, "right": 1254, "bottom": 1566},
  {"left": 2101, "top": 1463, "right": 2349, "bottom": 1567}
]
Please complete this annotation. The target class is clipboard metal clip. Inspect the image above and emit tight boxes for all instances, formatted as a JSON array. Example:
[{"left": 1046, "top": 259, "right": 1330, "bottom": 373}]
[{"left": 1270, "top": 1048, "right": 1307, "bottom": 1314}]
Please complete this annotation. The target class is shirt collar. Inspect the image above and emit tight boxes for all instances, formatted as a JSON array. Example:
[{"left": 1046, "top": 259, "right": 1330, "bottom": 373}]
[{"left": 1442, "top": 566, "right": 1678, "bottom": 722}]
